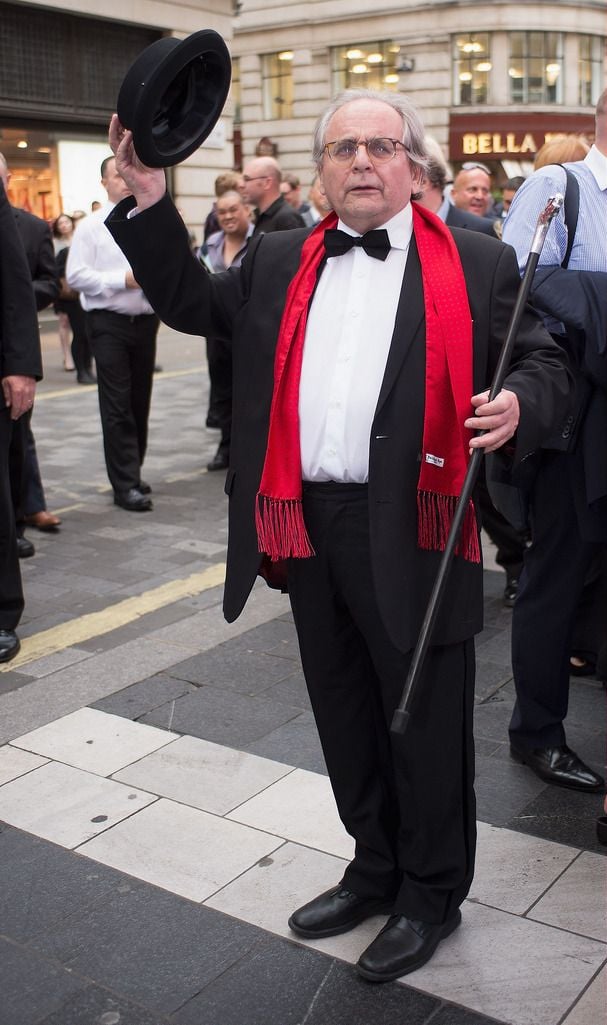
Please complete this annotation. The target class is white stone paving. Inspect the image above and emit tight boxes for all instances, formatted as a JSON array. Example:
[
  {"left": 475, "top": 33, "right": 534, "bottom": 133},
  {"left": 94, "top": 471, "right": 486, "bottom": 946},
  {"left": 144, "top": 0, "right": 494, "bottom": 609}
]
[{"left": 0, "top": 708, "right": 605, "bottom": 1025}]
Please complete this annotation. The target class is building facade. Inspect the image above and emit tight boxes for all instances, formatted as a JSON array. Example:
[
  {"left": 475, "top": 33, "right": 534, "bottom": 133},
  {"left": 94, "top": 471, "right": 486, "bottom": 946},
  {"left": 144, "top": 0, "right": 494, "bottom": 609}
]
[
  {"left": 1, "top": 1, "right": 604, "bottom": 227},
  {"left": 0, "top": 0, "right": 233, "bottom": 235},
  {"left": 232, "top": 0, "right": 606, "bottom": 189}
]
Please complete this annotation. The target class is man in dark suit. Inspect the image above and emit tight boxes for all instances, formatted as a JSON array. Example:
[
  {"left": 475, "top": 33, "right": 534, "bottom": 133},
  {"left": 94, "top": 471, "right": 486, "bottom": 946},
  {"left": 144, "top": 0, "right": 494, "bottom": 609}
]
[
  {"left": 107, "top": 91, "right": 569, "bottom": 981},
  {"left": 0, "top": 180, "right": 43, "bottom": 661},
  {"left": 0, "top": 153, "right": 60, "bottom": 551}
]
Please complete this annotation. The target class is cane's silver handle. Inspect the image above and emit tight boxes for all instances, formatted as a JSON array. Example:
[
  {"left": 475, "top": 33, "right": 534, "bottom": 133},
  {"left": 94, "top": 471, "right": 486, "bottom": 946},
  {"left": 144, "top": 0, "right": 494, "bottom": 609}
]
[{"left": 530, "top": 193, "right": 564, "bottom": 254}]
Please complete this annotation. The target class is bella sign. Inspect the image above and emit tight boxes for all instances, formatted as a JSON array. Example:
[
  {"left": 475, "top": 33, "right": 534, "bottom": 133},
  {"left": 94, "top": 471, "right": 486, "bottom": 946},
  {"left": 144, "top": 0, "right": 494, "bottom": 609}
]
[{"left": 450, "top": 113, "right": 595, "bottom": 160}]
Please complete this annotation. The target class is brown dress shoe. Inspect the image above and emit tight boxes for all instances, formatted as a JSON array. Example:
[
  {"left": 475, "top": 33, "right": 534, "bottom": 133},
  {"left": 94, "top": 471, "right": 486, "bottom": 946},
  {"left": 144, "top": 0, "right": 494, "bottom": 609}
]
[{"left": 24, "top": 510, "right": 61, "bottom": 532}]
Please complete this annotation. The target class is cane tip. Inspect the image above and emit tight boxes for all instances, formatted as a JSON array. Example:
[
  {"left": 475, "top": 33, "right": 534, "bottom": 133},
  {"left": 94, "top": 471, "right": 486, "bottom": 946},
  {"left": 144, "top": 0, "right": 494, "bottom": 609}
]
[{"left": 390, "top": 708, "right": 411, "bottom": 736}]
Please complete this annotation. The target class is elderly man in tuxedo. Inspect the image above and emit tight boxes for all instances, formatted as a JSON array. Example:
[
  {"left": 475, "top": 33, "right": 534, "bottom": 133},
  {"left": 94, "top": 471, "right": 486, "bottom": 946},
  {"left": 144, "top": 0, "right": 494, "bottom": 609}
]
[{"left": 107, "top": 89, "right": 568, "bottom": 981}]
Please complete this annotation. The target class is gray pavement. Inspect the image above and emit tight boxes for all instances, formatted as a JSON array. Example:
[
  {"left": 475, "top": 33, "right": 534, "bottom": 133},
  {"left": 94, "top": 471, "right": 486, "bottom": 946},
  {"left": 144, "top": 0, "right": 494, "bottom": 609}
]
[{"left": 0, "top": 320, "right": 605, "bottom": 1025}]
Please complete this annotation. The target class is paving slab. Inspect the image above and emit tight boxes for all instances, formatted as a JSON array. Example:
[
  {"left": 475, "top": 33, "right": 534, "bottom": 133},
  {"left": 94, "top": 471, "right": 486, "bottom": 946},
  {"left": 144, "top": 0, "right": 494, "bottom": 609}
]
[
  {"left": 0, "top": 937, "right": 88, "bottom": 1025},
  {"left": 30, "top": 882, "right": 264, "bottom": 1015},
  {"left": 469, "top": 821, "right": 578, "bottom": 914},
  {"left": 528, "top": 851, "right": 607, "bottom": 941},
  {"left": 37, "top": 987, "right": 171, "bottom": 1025},
  {"left": 79, "top": 796, "right": 285, "bottom": 901},
  {"left": 0, "top": 761, "right": 156, "bottom": 847},
  {"left": 113, "top": 734, "right": 295, "bottom": 814},
  {"left": 227, "top": 767, "right": 355, "bottom": 860},
  {"left": 11, "top": 707, "right": 178, "bottom": 775},
  {"left": 140, "top": 683, "right": 301, "bottom": 746},
  {"left": 0, "top": 825, "right": 139, "bottom": 943},
  {"left": 561, "top": 964, "right": 607, "bottom": 1025},
  {"left": 91, "top": 673, "right": 198, "bottom": 719}
]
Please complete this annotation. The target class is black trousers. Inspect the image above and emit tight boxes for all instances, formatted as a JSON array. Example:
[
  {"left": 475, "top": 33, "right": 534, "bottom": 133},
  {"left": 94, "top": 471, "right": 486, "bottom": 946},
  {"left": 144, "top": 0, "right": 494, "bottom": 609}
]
[
  {"left": 287, "top": 483, "right": 476, "bottom": 924},
  {"left": 0, "top": 407, "right": 24, "bottom": 630},
  {"left": 510, "top": 451, "right": 603, "bottom": 749},
  {"left": 64, "top": 299, "right": 93, "bottom": 376},
  {"left": 87, "top": 309, "right": 158, "bottom": 493},
  {"left": 9, "top": 410, "right": 47, "bottom": 524},
  {"left": 206, "top": 334, "right": 232, "bottom": 450}
]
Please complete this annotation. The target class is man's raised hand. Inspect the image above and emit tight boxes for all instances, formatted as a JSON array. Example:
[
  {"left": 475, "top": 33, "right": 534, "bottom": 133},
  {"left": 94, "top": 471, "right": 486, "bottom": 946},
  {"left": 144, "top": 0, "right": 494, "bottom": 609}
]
[{"left": 109, "top": 114, "right": 167, "bottom": 210}]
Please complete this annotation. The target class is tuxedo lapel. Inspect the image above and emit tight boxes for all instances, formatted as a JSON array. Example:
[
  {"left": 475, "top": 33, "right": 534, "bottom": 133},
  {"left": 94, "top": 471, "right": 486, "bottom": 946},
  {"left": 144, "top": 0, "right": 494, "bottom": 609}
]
[{"left": 375, "top": 237, "right": 424, "bottom": 414}]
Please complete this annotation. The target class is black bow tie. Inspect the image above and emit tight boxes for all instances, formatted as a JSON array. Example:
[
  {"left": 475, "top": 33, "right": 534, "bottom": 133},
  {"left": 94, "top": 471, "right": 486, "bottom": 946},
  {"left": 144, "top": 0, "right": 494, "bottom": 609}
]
[{"left": 324, "top": 228, "right": 391, "bottom": 261}]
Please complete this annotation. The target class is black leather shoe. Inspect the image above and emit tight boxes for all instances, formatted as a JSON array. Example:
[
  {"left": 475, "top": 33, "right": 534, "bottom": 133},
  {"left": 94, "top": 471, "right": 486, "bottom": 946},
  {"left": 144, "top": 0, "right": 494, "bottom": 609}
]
[
  {"left": 77, "top": 371, "right": 97, "bottom": 384},
  {"left": 510, "top": 743, "right": 604, "bottom": 792},
  {"left": 503, "top": 577, "right": 518, "bottom": 607},
  {"left": 113, "top": 488, "right": 153, "bottom": 512},
  {"left": 288, "top": 885, "right": 393, "bottom": 939},
  {"left": 17, "top": 535, "right": 35, "bottom": 558},
  {"left": 137, "top": 480, "right": 152, "bottom": 494},
  {"left": 357, "top": 911, "right": 462, "bottom": 982},
  {"left": 0, "top": 630, "right": 20, "bottom": 663},
  {"left": 207, "top": 448, "right": 229, "bottom": 472}
]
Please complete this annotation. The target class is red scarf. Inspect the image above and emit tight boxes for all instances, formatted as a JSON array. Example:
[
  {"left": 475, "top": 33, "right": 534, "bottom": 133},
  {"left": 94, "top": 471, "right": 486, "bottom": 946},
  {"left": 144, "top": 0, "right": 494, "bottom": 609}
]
[{"left": 255, "top": 203, "right": 480, "bottom": 564}]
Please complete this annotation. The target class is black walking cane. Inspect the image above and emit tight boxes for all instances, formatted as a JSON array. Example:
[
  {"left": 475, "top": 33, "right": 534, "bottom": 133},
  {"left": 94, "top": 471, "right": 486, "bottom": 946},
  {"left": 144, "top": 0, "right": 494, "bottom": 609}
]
[{"left": 391, "top": 193, "right": 564, "bottom": 736}]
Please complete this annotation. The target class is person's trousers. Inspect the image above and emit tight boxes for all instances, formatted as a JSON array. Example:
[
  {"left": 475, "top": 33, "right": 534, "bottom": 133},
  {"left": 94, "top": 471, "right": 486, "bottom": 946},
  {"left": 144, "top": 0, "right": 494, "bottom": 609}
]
[
  {"left": 286, "top": 482, "right": 477, "bottom": 924},
  {"left": 87, "top": 310, "right": 158, "bottom": 493},
  {"left": 8, "top": 409, "right": 46, "bottom": 525},
  {"left": 206, "top": 334, "right": 232, "bottom": 451},
  {"left": 510, "top": 451, "right": 599, "bottom": 749},
  {"left": 66, "top": 299, "right": 93, "bottom": 377},
  {"left": 0, "top": 408, "right": 24, "bottom": 630}
]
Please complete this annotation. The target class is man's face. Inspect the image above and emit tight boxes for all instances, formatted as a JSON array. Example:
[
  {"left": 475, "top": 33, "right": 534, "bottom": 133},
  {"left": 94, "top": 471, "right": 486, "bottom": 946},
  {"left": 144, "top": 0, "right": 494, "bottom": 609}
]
[
  {"left": 280, "top": 182, "right": 301, "bottom": 209},
  {"left": 216, "top": 193, "right": 250, "bottom": 236},
  {"left": 318, "top": 99, "right": 416, "bottom": 233},
  {"left": 240, "top": 161, "right": 269, "bottom": 208},
  {"left": 501, "top": 188, "right": 517, "bottom": 214},
  {"left": 452, "top": 168, "right": 492, "bottom": 216},
  {"left": 102, "top": 158, "right": 131, "bottom": 204}
]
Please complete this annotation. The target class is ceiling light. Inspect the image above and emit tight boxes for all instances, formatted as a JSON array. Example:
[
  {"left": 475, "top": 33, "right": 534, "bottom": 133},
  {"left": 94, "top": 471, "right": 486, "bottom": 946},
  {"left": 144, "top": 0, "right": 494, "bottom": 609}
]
[
  {"left": 352, "top": 64, "right": 369, "bottom": 74},
  {"left": 459, "top": 72, "right": 473, "bottom": 82},
  {"left": 508, "top": 67, "right": 523, "bottom": 78},
  {"left": 384, "top": 73, "right": 399, "bottom": 84},
  {"left": 346, "top": 49, "right": 364, "bottom": 60},
  {"left": 475, "top": 62, "right": 492, "bottom": 72},
  {"left": 17, "top": 139, "right": 28, "bottom": 149},
  {"left": 367, "top": 53, "right": 383, "bottom": 64},
  {"left": 278, "top": 51, "right": 293, "bottom": 61}
]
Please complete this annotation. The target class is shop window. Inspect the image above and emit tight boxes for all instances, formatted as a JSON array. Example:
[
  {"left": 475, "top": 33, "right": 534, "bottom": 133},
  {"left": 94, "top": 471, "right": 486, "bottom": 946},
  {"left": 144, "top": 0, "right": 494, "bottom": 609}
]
[
  {"left": 453, "top": 34, "right": 491, "bottom": 105},
  {"left": 509, "top": 33, "right": 563, "bottom": 104},
  {"left": 579, "top": 35, "right": 604, "bottom": 106},
  {"left": 331, "top": 43, "right": 403, "bottom": 93},
  {"left": 262, "top": 52, "right": 294, "bottom": 120}
]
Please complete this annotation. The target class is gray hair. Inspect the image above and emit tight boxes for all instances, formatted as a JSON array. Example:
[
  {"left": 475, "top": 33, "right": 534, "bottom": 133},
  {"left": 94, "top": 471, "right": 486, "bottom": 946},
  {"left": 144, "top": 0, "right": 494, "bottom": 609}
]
[{"left": 312, "top": 89, "right": 429, "bottom": 181}]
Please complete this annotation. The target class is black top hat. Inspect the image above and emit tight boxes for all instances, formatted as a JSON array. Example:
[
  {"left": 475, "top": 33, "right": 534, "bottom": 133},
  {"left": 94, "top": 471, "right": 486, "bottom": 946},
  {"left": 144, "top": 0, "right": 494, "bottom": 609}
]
[{"left": 117, "top": 30, "right": 231, "bottom": 168}]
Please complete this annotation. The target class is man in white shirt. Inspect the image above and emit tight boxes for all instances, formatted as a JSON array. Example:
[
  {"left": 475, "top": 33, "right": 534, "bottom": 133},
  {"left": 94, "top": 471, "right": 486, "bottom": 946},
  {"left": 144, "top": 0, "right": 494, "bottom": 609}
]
[
  {"left": 67, "top": 156, "right": 158, "bottom": 511},
  {"left": 107, "top": 90, "right": 569, "bottom": 981}
]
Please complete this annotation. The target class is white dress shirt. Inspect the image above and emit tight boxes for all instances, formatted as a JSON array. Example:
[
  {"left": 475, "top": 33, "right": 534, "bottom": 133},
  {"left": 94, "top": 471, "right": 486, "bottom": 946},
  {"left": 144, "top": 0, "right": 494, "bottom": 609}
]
[
  {"left": 299, "top": 205, "right": 413, "bottom": 482},
  {"left": 66, "top": 202, "right": 153, "bottom": 315}
]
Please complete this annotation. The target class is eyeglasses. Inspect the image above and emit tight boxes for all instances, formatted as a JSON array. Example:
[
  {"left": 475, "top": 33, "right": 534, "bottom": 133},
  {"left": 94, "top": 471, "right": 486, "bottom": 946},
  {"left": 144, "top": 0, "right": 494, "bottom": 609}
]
[
  {"left": 241, "top": 175, "right": 269, "bottom": 183},
  {"left": 323, "top": 137, "right": 407, "bottom": 164},
  {"left": 461, "top": 161, "right": 491, "bottom": 175}
]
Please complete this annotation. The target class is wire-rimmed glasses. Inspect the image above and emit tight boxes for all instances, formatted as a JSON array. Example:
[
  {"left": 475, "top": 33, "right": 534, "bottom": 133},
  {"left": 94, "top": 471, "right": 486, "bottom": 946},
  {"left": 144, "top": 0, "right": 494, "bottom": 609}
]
[{"left": 323, "top": 137, "right": 407, "bottom": 164}]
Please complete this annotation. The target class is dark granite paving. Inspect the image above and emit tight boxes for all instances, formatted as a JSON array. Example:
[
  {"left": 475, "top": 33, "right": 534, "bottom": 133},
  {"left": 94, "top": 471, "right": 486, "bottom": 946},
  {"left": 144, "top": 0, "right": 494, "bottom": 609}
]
[{"left": 0, "top": 821, "right": 507, "bottom": 1025}]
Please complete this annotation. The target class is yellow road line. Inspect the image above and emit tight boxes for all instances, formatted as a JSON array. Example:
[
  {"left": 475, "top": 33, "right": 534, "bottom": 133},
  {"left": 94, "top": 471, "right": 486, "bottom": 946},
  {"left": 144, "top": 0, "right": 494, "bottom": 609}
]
[
  {"left": 3, "top": 563, "right": 226, "bottom": 672},
  {"left": 35, "top": 366, "right": 205, "bottom": 402}
]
